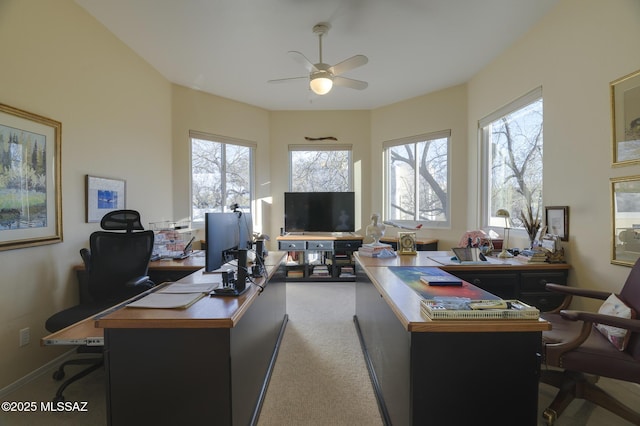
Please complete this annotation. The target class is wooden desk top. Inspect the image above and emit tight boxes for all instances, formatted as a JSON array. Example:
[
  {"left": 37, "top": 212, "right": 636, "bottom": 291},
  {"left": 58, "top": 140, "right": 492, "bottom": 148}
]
[
  {"left": 277, "top": 233, "right": 363, "bottom": 241},
  {"left": 355, "top": 253, "right": 552, "bottom": 333},
  {"left": 42, "top": 253, "right": 285, "bottom": 345},
  {"left": 73, "top": 250, "right": 207, "bottom": 272},
  {"left": 95, "top": 252, "right": 285, "bottom": 330},
  {"left": 356, "top": 250, "right": 570, "bottom": 272}
]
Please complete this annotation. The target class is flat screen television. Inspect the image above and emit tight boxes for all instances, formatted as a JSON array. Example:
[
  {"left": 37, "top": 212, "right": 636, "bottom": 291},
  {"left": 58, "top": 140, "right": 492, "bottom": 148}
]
[{"left": 284, "top": 192, "right": 355, "bottom": 233}]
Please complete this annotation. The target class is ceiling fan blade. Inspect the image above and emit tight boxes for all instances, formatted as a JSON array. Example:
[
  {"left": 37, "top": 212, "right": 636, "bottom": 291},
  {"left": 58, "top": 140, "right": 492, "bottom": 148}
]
[
  {"left": 333, "top": 76, "right": 368, "bottom": 90},
  {"left": 330, "top": 55, "right": 368, "bottom": 76},
  {"left": 288, "top": 51, "right": 318, "bottom": 72},
  {"left": 267, "top": 76, "right": 308, "bottom": 84}
]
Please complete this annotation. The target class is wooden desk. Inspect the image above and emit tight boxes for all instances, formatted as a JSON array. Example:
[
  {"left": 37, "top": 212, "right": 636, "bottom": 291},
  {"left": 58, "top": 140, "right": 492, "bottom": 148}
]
[
  {"left": 357, "top": 251, "right": 570, "bottom": 311},
  {"left": 48, "top": 252, "right": 286, "bottom": 426},
  {"left": 354, "top": 253, "right": 550, "bottom": 426}
]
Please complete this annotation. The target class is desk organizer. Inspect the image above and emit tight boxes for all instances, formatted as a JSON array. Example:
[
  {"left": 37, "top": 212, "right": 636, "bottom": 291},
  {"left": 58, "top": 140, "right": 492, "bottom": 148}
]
[
  {"left": 149, "top": 220, "right": 193, "bottom": 258},
  {"left": 420, "top": 299, "right": 540, "bottom": 320}
]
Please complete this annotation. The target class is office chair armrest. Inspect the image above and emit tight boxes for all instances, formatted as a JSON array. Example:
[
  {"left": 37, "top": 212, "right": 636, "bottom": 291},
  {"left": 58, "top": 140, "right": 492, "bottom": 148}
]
[
  {"left": 544, "top": 283, "right": 613, "bottom": 313},
  {"left": 560, "top": 309, "right": 640, "bottom": 332},
  {"left": 545, "top": 283, "right": 612, "bottom": 300},
  {"left": 125, "top": 276, "right": 152, "bottom": 288}
]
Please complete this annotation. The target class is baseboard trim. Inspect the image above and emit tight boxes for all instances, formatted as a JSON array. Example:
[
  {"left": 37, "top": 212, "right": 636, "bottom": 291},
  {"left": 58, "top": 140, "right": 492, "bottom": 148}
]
[
  {"left": 0, "top": 348, "right": 77, "bottom": 399},
  {"left": 353, "top": 314, "right": 392, "bottom": 426}
]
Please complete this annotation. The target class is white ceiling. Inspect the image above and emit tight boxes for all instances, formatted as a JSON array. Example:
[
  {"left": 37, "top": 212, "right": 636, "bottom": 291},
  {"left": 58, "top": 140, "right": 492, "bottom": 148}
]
[{"left": 76, "top": 0, "right": 559, "bottom": 111}]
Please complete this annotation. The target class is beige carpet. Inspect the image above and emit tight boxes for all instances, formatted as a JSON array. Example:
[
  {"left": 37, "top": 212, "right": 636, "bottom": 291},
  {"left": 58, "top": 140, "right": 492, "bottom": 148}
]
[{"left": 258, "top": 281, "right": 383, "bottom": 426}]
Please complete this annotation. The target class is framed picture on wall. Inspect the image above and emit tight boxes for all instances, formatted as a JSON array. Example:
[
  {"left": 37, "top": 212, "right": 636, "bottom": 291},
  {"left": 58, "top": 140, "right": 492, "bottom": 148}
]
[
  {"left": 611, "top": 68, "right": 640, "bottom": 166},
  {"left": 0, "top": 103, "right": 62, "bottom": 251},
  {"left": 611, "top": 176, "right": 640, "bottom": 267},
  {"left": 86, "top": 175, "right": 126, "bottom": 223}
]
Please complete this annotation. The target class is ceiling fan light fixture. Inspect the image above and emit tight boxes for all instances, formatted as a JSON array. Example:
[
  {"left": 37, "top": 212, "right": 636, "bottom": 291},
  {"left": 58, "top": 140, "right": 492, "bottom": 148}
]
[{"left": 309, "top": 71, "right": 333, "bottom": 95}]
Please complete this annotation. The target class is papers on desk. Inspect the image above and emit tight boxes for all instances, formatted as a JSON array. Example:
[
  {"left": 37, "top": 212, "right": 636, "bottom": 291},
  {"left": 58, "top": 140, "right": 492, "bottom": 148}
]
[
  {"left": 126, "top": 282, "right": 218, "bottom": 309},
  {"left": 428, "top": 255, "right": 517, "bottom": 266},
  {"left": 158, "top": 282, "right": 218, "bottom": 294}
]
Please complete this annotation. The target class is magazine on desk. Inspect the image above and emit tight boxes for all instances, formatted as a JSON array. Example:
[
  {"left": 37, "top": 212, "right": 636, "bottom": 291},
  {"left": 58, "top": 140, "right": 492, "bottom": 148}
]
[{"left": 420, "top": 298, "right": 540, "bottom": 320}]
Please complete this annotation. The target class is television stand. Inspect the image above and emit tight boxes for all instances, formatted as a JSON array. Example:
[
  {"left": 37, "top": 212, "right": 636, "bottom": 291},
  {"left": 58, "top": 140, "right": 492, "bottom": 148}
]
[{"left": 277, "top": 233, "right": 363, "bottom": 281}]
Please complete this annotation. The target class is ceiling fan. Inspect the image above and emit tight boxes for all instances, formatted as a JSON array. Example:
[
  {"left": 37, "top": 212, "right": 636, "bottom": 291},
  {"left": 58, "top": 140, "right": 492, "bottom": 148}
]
[{"left": 268, "top": 23, "right": 368, "bottom": 95}]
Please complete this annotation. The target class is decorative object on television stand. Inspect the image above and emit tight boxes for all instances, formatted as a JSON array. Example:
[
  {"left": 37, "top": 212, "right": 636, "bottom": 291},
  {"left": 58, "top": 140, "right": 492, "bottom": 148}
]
[
  {"left": 496, "top": 209, "right": 513, "bottom": 258},
  {"left": 366, "top": 213, "right": 386, "bottom": 245},
  {"left": 520, "top": 204, "right": 541, "bottom": 249}
]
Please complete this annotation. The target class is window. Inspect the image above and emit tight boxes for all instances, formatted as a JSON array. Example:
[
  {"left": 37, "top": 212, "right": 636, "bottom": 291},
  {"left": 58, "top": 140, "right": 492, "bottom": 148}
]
[
  {"left": 190, "top": 131, "right": 254, "bottom": 223},
  {"left": 384, "top": 130, "right": 451, "bottom": 227},
  {"left": 289, "top": 144, "right": 352, "bottom": 191},
  {"left": 480, "top": 87, "right": 543, "bottom": 229}
]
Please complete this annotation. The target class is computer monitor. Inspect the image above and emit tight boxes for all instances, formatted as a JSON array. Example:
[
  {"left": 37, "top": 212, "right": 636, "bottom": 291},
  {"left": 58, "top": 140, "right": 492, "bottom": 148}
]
[{"left": 205, "top": 212, "right": 240, "bottom": 272}]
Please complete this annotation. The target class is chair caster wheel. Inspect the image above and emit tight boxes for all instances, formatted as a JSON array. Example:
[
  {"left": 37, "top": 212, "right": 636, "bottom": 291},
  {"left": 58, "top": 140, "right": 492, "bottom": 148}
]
[
  {"left": 52, "top": 370, "right": 65, "bottom": 381},
  {"left": 542, "top": 408, "right": 557, "bottom": 425}
]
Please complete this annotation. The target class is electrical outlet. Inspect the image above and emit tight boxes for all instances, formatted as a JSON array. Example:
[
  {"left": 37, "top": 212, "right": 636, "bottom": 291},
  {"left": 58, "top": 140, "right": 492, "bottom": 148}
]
[{"left": 19, "top": 327, "right": 30, "bottom": 347}]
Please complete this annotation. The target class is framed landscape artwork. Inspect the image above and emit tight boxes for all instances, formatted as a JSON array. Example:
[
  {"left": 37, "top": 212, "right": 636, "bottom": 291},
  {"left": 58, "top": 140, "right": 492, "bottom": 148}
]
[
  {"left": 611, "top": 69, "right": 640, "bottom": 165},
  {"left": 86, "top": 175, "right": 126, "bottom": 223},
  {"left": 0, "top": 103, "right": 62, "bottom": 251}
]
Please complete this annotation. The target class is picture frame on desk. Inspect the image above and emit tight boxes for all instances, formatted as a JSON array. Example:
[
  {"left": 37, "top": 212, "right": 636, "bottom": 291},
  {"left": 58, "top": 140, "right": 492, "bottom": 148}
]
[
  {"left": 545, "top": 206, "right": 569, "bottom": 242},
  {"left": 0, "top": 103, "right": 62, "bottom": 251},
  {"left": 85, "top": 175, "right": 126, "bottom": 223}
]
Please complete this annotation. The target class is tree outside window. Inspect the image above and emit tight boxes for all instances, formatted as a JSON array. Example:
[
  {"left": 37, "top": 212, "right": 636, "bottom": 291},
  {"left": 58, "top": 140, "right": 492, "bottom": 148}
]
[
  {"left": 191, "top": 136, "right": 253, "bottom": 222},
  {"left": 384, "top": 131, "right": 450, "bottom": 227},
  {"left": 289, "top": 147, "right": 351, "bottom": 192},
  {"left": 482, "top": 91, "right": 543, "bottom": 229}
]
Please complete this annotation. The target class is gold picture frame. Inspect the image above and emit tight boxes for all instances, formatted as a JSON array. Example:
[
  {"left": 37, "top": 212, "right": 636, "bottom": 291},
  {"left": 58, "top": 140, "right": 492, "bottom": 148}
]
[
  {"left": 611, "top": 69, "right": 640, "bottom": 166},
  {"left": 398, "top": 232, "right": 417, "bottom": 255},
  {"left": 611, "top": 175, "right": 640, "bottom": 267},
  {"left": 0, "top": 103, "right": 62, "bottom": 251}
]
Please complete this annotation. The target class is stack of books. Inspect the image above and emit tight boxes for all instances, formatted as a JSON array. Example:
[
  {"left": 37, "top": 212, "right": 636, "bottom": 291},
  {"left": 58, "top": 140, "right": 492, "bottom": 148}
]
[
  {"left": 358, "top": 243, "right": 393, "bottom": 257},
  {"left": 339, "top": 266, "right": 355, "bottom": 278},
  {"left": 286, "top": 269, "right": 304, "bottom": 279},
  {"left": 517, "top": 249, "right": 548, "bottom": 263},
  {"left": 311, "top": 265, "right": 330, "bottom": 277}
]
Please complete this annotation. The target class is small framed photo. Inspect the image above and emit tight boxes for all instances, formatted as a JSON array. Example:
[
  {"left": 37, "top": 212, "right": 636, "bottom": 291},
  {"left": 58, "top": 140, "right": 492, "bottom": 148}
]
[
  {"left": 545, "top": 206, "right": 569, "bottom": 242},
  {"left": 611, "top": 69, "right": 640, "bottom": 165},
  {"left": 86, "top": 175, "right": 126, "bottom": 223}
]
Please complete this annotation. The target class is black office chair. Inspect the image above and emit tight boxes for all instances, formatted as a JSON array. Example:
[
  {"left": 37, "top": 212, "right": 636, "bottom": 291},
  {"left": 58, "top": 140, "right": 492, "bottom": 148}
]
[{"left": 45, "top": 210, "right": 155, "bottom": 402}]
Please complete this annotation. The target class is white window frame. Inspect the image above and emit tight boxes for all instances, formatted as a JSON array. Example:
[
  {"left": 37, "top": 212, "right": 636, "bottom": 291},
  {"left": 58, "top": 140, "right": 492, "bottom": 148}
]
[
  {"left": 189, "top": 130, "right": 255, "bottom": 226},
  {"left": 383, "top": 130, "right": 452, "bottom": 228},
  {"left": 288, "top": 144, "right": 353, "bottom": 192},
  {"left": 479, "top": 87, "right": 543, "bottom": 231}
]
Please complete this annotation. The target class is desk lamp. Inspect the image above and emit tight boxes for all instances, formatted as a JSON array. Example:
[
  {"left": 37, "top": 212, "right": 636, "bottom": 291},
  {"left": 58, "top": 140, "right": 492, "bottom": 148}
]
[{"left": 496, "top": 209, "right": 513, "bottom": 258}]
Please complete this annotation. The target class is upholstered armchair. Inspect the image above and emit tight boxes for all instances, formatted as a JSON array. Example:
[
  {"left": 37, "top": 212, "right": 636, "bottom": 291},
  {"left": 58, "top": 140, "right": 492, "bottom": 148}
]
[{"left": 540, "top": 260, "right": 640, "bottom": 425}]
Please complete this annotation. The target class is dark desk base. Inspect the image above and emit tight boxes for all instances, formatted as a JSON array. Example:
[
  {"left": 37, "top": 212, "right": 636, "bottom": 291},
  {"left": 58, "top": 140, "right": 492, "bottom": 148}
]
[
  {"left": 104, "top": 270, "right": 287, "bottom": 426},
  {"left": 355, "top": 275, "right": 542, "bottom": 426}
]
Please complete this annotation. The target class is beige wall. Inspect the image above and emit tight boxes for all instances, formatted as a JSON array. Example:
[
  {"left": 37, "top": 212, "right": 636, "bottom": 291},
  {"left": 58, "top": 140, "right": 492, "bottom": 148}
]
[
  {"left": 371, "top": 84, "right": 468, "bottom": 247},
  {"left": 467, "top": 0, "right": 640, "bottom": 308},
  {"left": 171, "top": 85, "right": 271, "bottom": 240},
  {"left": 269, "top": 110, "right": 371, "bottom": 239},
  {"left": 0, "top": 0, "right": 173, "bottom": 387}
]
